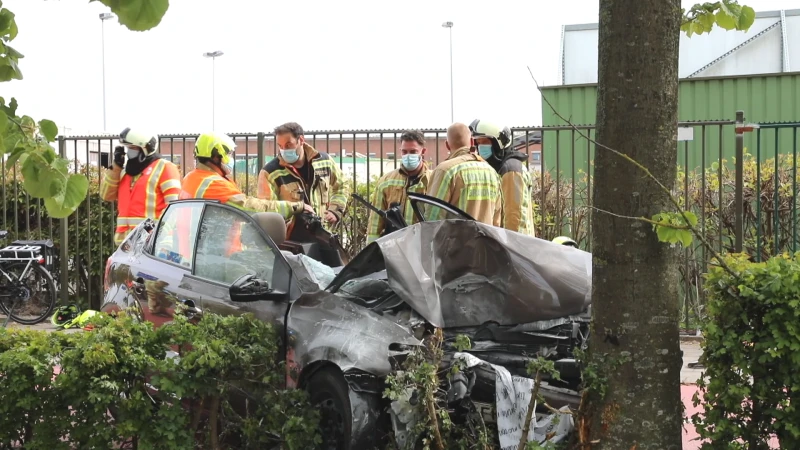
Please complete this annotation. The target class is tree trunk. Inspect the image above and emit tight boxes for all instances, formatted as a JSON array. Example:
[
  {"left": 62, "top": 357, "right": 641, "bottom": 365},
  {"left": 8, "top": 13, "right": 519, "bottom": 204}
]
[{"left": 588, "top": 0, "right": 683, "bottom": 448}]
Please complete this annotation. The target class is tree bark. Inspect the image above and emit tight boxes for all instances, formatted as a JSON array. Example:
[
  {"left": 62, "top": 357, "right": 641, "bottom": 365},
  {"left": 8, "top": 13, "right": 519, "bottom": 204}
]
[{"left": 588, "top": 0, "right": 683, "bottom": 448}]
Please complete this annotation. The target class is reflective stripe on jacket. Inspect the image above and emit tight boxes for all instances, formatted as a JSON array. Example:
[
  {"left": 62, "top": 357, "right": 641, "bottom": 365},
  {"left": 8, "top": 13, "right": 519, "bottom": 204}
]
[
  {"left": 256, "top": 143, "right": 348, "bottom": 220},
  {"left": 180, "top": 162, "right": 303, "bottom": 218},
  {"left": 425, "top": 147, "right": 503, "bottom": 227},
  {"left": 498, "top": 159, "right": 535, "bottom": 236},
  {"left": 366, "top": 165, "right": 430, "bottom": 243},
  {"left": 100, "top": 158, "right": 182, "bottom": 245}
]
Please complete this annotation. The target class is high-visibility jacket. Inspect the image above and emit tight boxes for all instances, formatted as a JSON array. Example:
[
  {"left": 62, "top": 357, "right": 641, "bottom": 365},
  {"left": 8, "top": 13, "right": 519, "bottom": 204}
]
[
  {"left": 257, "top": 143, "right": 349, "bottom": 221},
  {"left": 179, "top": 162, "right": 305, "bottom": 257},
  {"left": 496, "top": 154, "right": 536, "bottom": 236},
  {"left": 180, "top": 162, "right": 304, "bottom": 215},
  {"left": 425, "top": 147, "right": 503, "bottom": 227},
  {"left": 366, "top": 164, "right": 431, "bottom": 243},
  {"left": 100, "top": 159, "right": 181, "bottom": 245}
]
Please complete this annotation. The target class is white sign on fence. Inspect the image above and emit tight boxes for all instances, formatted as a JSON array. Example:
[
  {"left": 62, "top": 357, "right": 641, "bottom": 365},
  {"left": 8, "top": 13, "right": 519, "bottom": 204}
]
[{"left": 678, "top": 126, "right": 694, "bottom": 142}]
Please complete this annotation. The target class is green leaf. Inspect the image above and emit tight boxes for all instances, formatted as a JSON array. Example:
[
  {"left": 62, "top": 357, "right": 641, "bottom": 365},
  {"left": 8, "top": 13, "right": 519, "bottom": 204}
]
[
  {"left": 38, "top": 119, "right": 58, "bottom": 142},
  {"left": 20, "top": 154, "right": 60, "bottom": 198},
  {"left": 0, "top": 8, "right": 17, "bottom": 41},
  {"left": 699, "top": 11, "right": 716, "bottom": 30},
  {"left": 676, "top": 229, "right": 694, "bottom": 247},
  {"left": 683, "top": 211, "right": 699, "bottom": 227},
  {"left": 43, "top": 195, "right": 75, "bottom": 219},
  {"left": 715, "top": 9, "right": 737, "bottom": 30},
  {"left": 0, "top": 109, "right": 7, "bottom": 132},
  {"left": 0, "top": 57, "right": 23, "bottom": 81},
  {"left": 6, "top": 145, "right": 25, "bottom": 167},
  {"left": 92, "top": 0, "right": 170, "bottom": 32},
  {"left": 738, "top": 5, "right": 756, "bottom": 30},
  {"left": 62, "top": 173, "right": 89, "bottom": 210}
]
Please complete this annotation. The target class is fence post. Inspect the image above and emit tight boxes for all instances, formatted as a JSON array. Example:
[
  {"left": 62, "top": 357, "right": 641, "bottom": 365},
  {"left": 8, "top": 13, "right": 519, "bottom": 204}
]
[
  {"left": 734, "top": 110, "right": 744, "bottom": 253},
  {"left": 256, "top": 132, "right": 265, "bottom": 175},
  {"left": 58, "top": 136, "right": 69, "bottom": 305}
]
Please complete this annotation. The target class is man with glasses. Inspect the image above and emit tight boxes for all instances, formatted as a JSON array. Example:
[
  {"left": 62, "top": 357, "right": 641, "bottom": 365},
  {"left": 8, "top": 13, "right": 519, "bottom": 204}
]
[
  {"left": 100, "top": 127, "right": 182, "bottom": 246},
  {"left": 257, "top": 122, "right": 348, "bottom": 228}
]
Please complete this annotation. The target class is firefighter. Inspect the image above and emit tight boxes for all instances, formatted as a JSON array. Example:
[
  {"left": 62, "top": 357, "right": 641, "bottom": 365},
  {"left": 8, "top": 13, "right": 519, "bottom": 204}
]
[
  {"left": 100, "top": 128, "right": 182, "bottom": 246},
  {"left": 180, "top": 132, "right": 312, "bottom": 217},
  {"left": 426, "top": 122, "right": 503, "bottom": 226},
  {"left": 470, "top": 119, "right": 535, "bottom": 236},
  {"left": 179, "top": 132, "right": 313, "bottom": 258},
  {"left": 366, "top": 130, "right": 431, "bottom": 243},
  {"left": 257, "top": 122, "right": 348, "bottom": 228}
]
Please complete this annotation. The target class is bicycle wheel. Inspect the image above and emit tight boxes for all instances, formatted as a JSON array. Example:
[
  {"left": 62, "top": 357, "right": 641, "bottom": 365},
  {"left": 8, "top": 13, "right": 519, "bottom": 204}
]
[{"left": 0, "top": 262, "right": 57, "bottom": 325}]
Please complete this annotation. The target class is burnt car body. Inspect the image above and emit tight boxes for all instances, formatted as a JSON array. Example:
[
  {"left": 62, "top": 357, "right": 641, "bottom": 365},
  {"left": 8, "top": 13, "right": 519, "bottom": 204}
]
[{"left": 102, "top": 194, "right": 591, "bottom": 449}]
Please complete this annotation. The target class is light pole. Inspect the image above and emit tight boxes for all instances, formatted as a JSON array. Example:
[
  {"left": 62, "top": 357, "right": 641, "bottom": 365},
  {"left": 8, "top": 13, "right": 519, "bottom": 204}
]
[
  {"left": 100, "top": 12, "right": 114, "bottom": 132},
  {"left": 203, "top": 51, "right": 224, "bottom": 130},
  {"left": 442, "top": 21, "right": 454, "bottom": 123}
]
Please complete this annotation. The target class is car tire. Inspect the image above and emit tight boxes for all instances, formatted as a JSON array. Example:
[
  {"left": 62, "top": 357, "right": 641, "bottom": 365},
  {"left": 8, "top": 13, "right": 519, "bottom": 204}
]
[{"left": 307, "top": 367, "right": 353, "bottom": 450}]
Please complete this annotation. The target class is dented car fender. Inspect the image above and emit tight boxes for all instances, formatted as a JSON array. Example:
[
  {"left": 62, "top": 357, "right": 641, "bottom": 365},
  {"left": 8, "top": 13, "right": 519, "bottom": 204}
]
[{"left": 285, "top": 290, "right": 420, "bottom": 386}]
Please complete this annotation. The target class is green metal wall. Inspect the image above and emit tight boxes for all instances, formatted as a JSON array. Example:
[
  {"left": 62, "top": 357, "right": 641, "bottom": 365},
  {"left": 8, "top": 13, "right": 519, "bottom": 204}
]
[{"left": 539, "top": 72, "right": 800, "bottom": 176}]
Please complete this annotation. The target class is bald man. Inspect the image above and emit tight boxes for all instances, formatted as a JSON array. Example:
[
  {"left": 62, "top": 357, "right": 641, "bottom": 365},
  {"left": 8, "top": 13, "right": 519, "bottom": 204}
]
[{"left": 425, "top": 123, "right": 503, "bottom": 226}]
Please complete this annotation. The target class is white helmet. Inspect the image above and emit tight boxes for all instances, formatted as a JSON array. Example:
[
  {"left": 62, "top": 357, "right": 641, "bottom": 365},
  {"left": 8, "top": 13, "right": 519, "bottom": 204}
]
[{"left": 120, "top": 127, "right": 159, "bottom": 156}]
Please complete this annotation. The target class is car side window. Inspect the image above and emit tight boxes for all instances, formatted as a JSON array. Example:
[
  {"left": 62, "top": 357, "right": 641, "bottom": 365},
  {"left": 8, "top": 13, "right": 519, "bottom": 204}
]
[
  {"left": 152, "top": 202, "right": 203, "bottom": 269},
  {"left": 194, "top": 206, "right": 277, "bottom": 285}
]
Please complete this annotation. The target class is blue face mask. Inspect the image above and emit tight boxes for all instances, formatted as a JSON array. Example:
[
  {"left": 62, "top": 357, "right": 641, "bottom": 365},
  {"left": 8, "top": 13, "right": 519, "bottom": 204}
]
[
  {"left": 280, "top": 146, "right": 300, "bottom": 164},
  {"left": 401, "top": 154, "right": 422, "bottom": 171},
  {"left": 477, "top": 144, "right": 493, "bottom": 160}
]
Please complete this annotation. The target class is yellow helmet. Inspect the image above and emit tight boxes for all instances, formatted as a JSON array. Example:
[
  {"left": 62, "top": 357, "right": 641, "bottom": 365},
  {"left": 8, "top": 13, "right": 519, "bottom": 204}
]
[
  {"left": 552, "top": 236, "right": 578, "bottom": 247},
  {"left": 194, "top": 132, "right": 236, "bottom": 165}
]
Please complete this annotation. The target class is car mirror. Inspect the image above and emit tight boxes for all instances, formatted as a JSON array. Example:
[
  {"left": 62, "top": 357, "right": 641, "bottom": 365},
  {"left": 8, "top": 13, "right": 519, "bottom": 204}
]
[{"left": 229, "top": 273, "right": 284, "bottom": 302}]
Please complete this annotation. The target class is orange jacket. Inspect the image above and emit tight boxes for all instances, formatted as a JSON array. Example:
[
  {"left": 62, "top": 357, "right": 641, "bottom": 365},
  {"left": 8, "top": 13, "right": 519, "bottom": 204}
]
[
  {"left": 179, "top": 162, "right": 304, "bottom": 256},
  {"left": 100, "top": 159, "right": 181, "bottom": 245}
]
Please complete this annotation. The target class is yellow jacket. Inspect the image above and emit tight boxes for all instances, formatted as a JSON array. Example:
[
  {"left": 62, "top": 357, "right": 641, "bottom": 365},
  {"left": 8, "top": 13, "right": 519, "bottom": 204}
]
[
  {"left": 496, "top": 157, "right": 535, "bottom": 236},
  {"left": 425, "top": 147, "right": 503, "bottom": 227},
  {"left": 256, "top": 143, "right": 348, "bottom": 220},
  {"left": 366, "top": 164, "right": 431, "bottom": 243}
]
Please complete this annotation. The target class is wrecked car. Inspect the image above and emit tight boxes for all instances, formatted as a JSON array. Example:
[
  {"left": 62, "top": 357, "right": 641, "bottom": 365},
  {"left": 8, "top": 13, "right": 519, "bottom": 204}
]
[{"left": 102, "top": 193, "right": 591, "bottom": 449}]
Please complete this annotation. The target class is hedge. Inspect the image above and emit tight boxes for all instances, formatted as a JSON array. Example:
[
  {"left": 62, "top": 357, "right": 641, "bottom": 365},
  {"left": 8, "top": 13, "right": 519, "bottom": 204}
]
[
  {"left": 692, "top": 253, "right": 800, "bottom": 449},
  {"left": 0, "top": 312, "right": 320, "bottom": 449}
]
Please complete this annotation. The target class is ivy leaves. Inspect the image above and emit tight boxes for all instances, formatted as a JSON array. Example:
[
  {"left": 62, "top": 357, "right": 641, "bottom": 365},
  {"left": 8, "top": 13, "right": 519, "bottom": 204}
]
[
  {"left": 0, "top": 98, "right": 89, "bottom": 218},
  {"left": 0, "top": 2, "right": 22, "bottom": 82},
  {"left": 0, "top": 0, "right": 170, "bottom": 219},
  {"left": 682, "top": 1, "right": 756, "bottom": 37}
]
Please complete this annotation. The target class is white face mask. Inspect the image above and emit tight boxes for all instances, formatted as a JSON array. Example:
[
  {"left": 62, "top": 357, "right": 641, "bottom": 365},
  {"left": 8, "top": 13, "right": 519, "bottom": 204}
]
[{"left": 126, "top": 148, "right": 141, "bottom": 160}]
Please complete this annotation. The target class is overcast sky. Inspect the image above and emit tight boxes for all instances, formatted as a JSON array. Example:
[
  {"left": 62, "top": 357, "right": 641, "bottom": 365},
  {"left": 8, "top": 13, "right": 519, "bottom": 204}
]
[{"left": 3, "top": 0, "right": 797, "bottom": 136}]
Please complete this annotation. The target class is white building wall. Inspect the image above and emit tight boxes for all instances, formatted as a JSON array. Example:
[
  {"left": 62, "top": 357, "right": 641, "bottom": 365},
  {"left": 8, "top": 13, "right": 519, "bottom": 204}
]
[{"left": 559, "top": 9, "right": 800, "bottom": 85}]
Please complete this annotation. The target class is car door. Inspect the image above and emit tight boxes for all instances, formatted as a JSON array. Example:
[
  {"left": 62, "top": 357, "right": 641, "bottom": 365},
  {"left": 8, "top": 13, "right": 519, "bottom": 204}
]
[
  {"left": 406, "top": 192, "right": 476, "bottom": 222},
  {"left": 132, "top": 201, "right": 205, "bottom": 328},
  {"left": 188, "top": 203, "right": 292, "bottom": 332}
]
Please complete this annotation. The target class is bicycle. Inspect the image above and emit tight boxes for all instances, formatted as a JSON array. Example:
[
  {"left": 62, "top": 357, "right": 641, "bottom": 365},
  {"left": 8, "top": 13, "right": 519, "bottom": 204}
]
[{"left": 0, "top": 230, "right": 57, "bottom": 326}]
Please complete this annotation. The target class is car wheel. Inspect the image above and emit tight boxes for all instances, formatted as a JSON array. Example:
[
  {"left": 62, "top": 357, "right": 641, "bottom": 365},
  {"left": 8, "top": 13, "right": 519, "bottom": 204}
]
[{"left": 307, "top": 367, "right": 352, "bottom": 450}]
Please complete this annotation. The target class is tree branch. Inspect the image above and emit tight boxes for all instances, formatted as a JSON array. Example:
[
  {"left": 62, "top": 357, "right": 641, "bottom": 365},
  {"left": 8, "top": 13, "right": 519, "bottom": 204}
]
[
  {"left": 527, "top": 66, "right": 741, "bottom": 282},
  {"left": 589, "top": 206, "right": 690, "bottom": 229}
]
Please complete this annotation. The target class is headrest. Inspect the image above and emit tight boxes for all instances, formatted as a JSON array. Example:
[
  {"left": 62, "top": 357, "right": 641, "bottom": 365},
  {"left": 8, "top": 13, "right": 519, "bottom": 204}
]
[{"left": 252, "top": 212, "right": 287, "bottom": 246}]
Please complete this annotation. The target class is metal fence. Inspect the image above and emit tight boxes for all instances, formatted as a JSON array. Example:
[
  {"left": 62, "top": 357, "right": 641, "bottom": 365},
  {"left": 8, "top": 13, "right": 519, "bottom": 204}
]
[{"left": 2, "top": 111, "right": 797, "bottom": 329}]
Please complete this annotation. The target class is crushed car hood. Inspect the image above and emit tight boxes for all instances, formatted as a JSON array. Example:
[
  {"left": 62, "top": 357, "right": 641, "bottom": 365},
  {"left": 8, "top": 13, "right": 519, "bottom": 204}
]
[{"left": 328, "top": 220, "right": 592, "bottom": 328}]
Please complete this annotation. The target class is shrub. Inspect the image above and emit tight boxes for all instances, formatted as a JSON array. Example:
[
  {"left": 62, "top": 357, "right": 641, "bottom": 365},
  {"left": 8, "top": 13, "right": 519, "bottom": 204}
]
[
  {"left": 693, "top": 253, "right": 800, "bottom": 449},
  {"left": 0, "top": 312, "right": 320, "bottom": 449}
]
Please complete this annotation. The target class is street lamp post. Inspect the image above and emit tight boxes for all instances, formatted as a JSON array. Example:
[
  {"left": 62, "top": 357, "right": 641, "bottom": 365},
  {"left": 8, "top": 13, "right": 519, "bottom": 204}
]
[
  {"left": 203, "top": 51, "right": 224, "bottom": 130},
  {"left": 442, "top": 21, "right": 454, "bottom": 124},
  {"left": 100, "top": 12, "right": 114, "bottom": 132}
]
